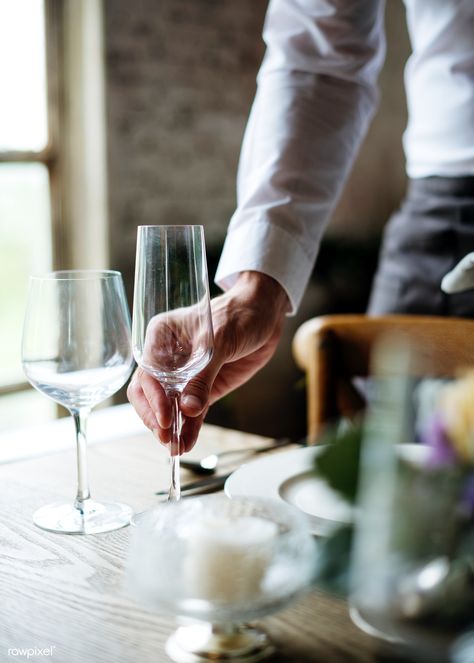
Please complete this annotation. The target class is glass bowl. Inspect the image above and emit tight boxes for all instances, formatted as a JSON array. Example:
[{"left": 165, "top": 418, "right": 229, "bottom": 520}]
[{"left": 126, "top": 494, "right": 317, "bottom": 662}]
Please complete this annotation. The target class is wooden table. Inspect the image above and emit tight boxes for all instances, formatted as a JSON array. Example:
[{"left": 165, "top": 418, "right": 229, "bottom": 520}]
[{"left": 0, "top": 407, "right": 412, "bottom": 663}]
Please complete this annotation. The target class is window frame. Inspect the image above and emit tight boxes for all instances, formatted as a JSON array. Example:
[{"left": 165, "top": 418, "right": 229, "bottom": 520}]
[
  {"left": 0, "top": 0, "right": 64, "bottom": 398},
  {"left": 0, "top": 0, "right": 109, "bottom": 406}
]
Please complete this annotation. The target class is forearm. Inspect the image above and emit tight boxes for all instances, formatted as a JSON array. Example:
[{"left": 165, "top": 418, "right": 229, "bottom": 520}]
[{"left": 216, "top": 0, "right": 386, "bottom": 313}]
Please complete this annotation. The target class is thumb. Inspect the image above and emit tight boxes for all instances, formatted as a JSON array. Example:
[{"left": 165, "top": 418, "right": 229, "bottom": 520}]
[{"left": 180, "top": 358, "right": 221, "bottom": 417}]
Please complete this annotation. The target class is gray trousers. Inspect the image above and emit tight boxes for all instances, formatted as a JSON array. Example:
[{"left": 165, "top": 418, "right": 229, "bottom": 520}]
[{"left": 368, "top": 176, "right": 474, "bottom": 318}]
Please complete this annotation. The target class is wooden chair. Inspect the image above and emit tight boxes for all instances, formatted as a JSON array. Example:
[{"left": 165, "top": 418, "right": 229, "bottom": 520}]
[{"left": 292, "top": 314, "right": 474, "bottom": 442}]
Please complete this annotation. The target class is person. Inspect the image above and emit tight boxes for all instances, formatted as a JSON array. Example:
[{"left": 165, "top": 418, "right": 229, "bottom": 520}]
[{"left": 128, "top": 0, "right": 474, "bottom": 450}]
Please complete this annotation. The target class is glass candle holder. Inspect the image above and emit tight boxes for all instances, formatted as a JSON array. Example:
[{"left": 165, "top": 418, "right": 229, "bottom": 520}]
[{"left": 126, "top": 495, "right": 317, "bottom": 662}]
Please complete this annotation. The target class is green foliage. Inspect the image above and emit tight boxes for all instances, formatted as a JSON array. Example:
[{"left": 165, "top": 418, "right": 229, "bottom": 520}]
[
  {"left": 315, "top": 423, "right": 363, "bottom": 503},
  {"left": 314, "top": 524, "right": 353, "bottom": 596},
  {"left": 311, "top": 423, "right": 364, "bottom": 595}
]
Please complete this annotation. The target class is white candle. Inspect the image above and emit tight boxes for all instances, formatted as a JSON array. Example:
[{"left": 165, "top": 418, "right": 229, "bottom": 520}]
[{"left": 183, "top": 515, "right": 278, "bottom": 603}]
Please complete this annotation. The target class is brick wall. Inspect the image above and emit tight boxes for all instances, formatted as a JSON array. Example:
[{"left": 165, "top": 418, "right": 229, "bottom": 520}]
[{"left": 105, "top": 0, "right": 267, "bottom": 290}]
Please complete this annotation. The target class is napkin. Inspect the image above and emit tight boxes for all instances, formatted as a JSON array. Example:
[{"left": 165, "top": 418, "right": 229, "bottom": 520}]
[{"left": 441, "top": 253, "right": 474, "bottom": 294}]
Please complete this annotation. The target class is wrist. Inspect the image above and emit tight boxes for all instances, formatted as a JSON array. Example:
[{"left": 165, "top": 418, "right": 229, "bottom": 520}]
[{"left": 234, "top": 271, "right": 289, "bottom": 317}]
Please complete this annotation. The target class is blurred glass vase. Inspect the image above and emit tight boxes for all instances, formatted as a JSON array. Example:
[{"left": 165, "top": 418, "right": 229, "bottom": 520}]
[{"left": 351, "top": 368, "right": 474, "bottom": 661}]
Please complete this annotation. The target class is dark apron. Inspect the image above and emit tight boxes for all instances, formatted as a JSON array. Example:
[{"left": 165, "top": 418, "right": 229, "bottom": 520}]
[{"left": 368, "top": 176, "right": 474, "bottom": 317}]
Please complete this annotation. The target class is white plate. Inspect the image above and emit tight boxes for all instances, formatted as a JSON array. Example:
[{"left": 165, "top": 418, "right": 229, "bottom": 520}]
[
  {"left": 224, "top": 444, "right": 427, "bottom": 537},
  {"left": 224, "top": 447, "right": 353, "bottom": 536}
]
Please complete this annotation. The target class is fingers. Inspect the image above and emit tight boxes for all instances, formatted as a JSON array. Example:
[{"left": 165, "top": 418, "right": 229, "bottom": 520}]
[
  {"left": 180, "top": 409, "right": 208, "bottom": 453},
  {"left": 127, "top": 371, "right": 159, "bottom": 432},
  {"left": 180, "top": 359, "right": 221, "bottom": 417},
  {"left": 127, "top": 367, "right": 209, "bottom": 455},
  {"left": 139, "top": 370, "right": 173, "bottom": 429},
  {"left": 127, "top": 369, "right": 172, "bottom": 446}
]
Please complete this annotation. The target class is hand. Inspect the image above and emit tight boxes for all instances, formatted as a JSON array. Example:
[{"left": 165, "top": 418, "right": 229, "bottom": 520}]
[
  {"left": 127, "top": 271, "right": 289, "bottom": 452},
  {"left": 140, "top": 302, "right": 212, "bottom": 375}
]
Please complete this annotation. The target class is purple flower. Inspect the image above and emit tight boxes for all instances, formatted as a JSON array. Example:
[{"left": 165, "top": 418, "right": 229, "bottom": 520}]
[{"left": 421, "top": 414, "right": 458, "bottom": 468}]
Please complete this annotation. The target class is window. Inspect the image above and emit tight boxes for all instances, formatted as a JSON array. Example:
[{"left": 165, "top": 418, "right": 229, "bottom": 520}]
[
  {"left": 0, "top": 0, "right": 108, "bottom": 431},
  {"left": 0, "top": 0, "right": 57, "bottom": 429}
]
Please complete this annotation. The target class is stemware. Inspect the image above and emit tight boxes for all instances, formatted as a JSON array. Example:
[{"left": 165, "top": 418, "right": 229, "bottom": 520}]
[
  {"left": 22, "top": 270, "right": 134, "bottom": 534},
  {"left": 126, "top": 495, "right": 317, "bottom": 662},
  {"left": 132, "top": 225, "right": 214, "bottom": 501}
]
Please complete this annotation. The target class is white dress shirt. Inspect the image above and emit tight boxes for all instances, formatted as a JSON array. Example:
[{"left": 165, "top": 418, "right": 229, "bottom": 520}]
[{"left": 215, "top": 0, "right": 474, "bottom": 313}]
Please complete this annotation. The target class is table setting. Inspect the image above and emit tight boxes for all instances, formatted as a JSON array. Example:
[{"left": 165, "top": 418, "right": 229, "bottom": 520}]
[
  {"left": 4, "top": 224, "right": 324, "bottom": 662},
  {"left": 5, "top": 224, "right": 474, "bottom": 662},
  {"left": 0, "top": 409, "right": 381, "bottom": 663}
]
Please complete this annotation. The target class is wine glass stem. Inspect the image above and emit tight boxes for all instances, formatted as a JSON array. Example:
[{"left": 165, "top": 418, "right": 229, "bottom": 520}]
[
  {"left": 168, "top": 391, "right": 182, "bottom": 502},
  {"left": 72, "top": 408, "right": 91, "bottom": 508}
]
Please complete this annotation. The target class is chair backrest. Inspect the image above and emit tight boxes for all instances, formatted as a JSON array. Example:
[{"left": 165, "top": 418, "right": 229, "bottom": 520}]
[{"left": 292, "top": 314, "right": 474, "bottom": 441}]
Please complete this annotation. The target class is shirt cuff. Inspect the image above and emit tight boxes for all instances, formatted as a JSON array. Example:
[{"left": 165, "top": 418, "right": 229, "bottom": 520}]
[{"left": 214, "top": 217, "right": 317, "bottom": 315}]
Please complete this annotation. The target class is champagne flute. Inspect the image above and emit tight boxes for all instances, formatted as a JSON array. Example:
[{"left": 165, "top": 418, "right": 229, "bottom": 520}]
[
  {"left": 22, "top": 270, "right": 134, "bottom": 534},
  {"left": 132, "top": 225, "right": 214, "bottom": 501}
]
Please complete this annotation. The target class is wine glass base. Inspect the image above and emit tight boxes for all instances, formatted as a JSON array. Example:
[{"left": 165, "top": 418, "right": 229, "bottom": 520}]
[
  {"left": 130, "top": 503, "right": 168, "bottom": 528},
  {"left": 165, "top": 623, "right": 275, "bottom": 663},
  {"left": 33, "top": 500, "right": 133, "bottom": 534}
]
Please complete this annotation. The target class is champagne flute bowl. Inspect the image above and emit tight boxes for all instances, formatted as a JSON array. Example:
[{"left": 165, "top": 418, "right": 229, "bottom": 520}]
[{"left": 22, "top": 270, "right": 134, "bottom": 534}]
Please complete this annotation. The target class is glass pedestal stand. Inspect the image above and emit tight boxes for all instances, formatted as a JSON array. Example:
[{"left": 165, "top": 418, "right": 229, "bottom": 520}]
[
  {"left": 127, "top": 495, "right": 317, "bottom": 663},
  {"left": 165, "top": 622, "right": 275, "bottom": 663}
]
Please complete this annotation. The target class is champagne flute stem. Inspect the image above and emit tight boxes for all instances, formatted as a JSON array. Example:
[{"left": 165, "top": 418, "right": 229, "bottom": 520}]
[
  {"left": 72, "top": 408, "right": 91, "bottom": 509},
  {"left": 168, "top": 391, "right": 182, "bottom": 502}
]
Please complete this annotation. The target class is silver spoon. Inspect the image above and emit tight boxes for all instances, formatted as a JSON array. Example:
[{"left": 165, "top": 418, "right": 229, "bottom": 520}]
[{"left": 179, "top": 437, "right": 299, "bottom": 475}]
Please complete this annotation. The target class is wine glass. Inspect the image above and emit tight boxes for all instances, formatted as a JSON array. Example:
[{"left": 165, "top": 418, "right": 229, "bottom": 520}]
[
  {"left": 22, "top": 270, "right": 134, "bottom": 534},
  {"left": 132, "top": 225, "right": 214, "bottom": 501},
  {"left": 126, "top": 495, "right": 317, "bottom": 662}
]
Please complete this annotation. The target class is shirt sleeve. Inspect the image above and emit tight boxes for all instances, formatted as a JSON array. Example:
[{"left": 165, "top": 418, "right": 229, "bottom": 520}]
[{"left": 215, "top": 0, "right": 386, "bottom": 314}]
